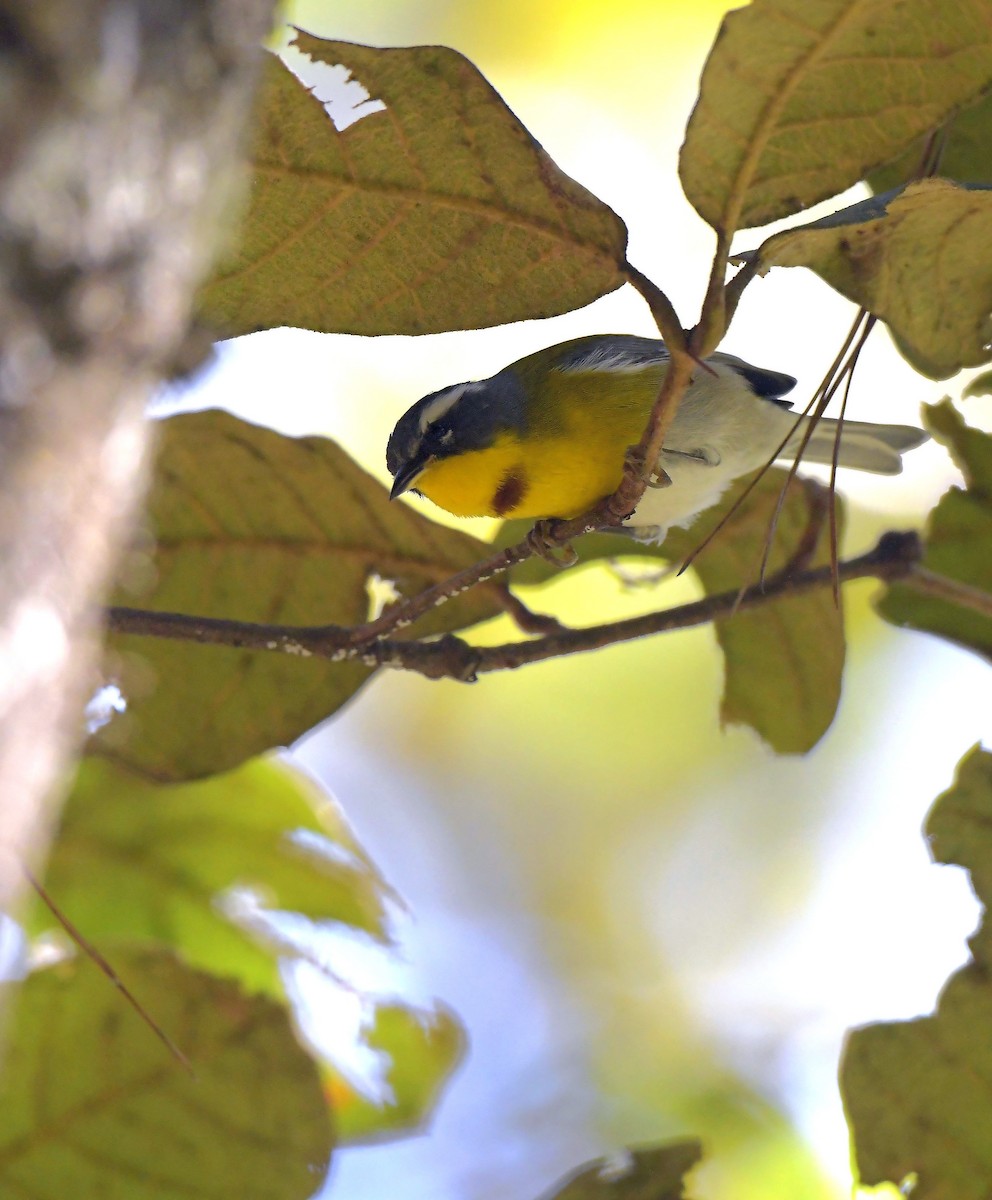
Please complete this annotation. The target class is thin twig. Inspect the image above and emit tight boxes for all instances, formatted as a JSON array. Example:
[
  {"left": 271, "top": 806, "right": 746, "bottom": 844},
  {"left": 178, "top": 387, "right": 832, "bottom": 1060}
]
[
  {"left": 494, "top": 586, "right": 569, "bottom": 635},
  {"left": 905, "top": 566, "right": 992, "bottom": 619},
  {"left": 470, "top": 530, "right": 921, "bottom": 673},
  {"left": 23, "top": 866, "right": 194, "bottom": 1075},
  {"left": 346, "top": 542, "right": 534, "bottom": 645}
]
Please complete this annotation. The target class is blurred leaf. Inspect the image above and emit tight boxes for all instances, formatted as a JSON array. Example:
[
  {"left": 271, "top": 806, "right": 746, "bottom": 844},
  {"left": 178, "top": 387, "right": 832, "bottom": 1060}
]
[
  {"left": 0, "top": 949, "right": 331, "bottom": 1198},
  {"left": 199, "top": 36, "right": 627, "bottom": 337},
  {"left": 927, "top": 748, "right": 992, "bottom": 952},
  {"left": 879, "top": 401, "right": 992, "bottom": 660},
  {"left": 540, "top": 1142, "right": 702, "bottom": 1199},
  {"left": 842, "top": 746, "right": 992, "bottom": 1198},
  {"left": 746, "top": 181, "right": 992, "bottom": 378},
  {"left": 964, "top": 370, "right": 992, "bottom": 398},
  {"left": 92, "top": 409, "right": 499, "bottom": 781},
  {"left": 924, "top": 397, "right": 992, "bottom": 493},
  {"left": 680, "top": 0, "right": 992, "bottom": 232},
  {"left": 27, "top": 755, "right": 392, "bottom": 996},
  {"left": 323, "top": 1002, "right": 465, "bottom": 1143},
  {"left": 504, "top": 468, "right": 844, "bottom": 754},
  {"left": 869, "top": 89, "right": 992, "bottom": 194}
]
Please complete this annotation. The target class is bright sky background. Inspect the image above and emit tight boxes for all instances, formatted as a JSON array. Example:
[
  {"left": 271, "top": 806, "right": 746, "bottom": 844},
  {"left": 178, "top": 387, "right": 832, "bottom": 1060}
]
[{"left": 169, "top": 3, "right": 992, "bottom": 1197}]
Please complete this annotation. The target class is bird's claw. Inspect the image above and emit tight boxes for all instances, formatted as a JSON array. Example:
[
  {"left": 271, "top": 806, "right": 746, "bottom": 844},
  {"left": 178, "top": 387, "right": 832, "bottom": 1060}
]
[
  {"left": 623, "top": 444, "right": 671, "bottom": 489},
  {"left": 527, "top": 519, "right": 578, "bottom": 567}
]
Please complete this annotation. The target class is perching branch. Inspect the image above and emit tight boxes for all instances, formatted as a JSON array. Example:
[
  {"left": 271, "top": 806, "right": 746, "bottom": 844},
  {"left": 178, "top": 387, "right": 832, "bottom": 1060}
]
[{"left": 107, "top": 530, "right": 927, "bottom": 682}]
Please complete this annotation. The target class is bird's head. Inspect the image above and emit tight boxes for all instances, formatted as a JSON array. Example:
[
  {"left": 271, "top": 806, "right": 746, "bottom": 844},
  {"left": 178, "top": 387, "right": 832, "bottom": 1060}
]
[{"left": 386, "top": 371, "right": 532, "bottom": 517}]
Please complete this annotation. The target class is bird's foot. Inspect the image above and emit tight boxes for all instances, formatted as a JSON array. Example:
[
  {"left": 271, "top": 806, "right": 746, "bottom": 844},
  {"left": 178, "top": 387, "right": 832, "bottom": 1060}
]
[
  {"left": 623, "top": 444, "right": 672, "bottom": 490},
  {"left": 526, "top": 519, "right": 578, "bottom": 566}
]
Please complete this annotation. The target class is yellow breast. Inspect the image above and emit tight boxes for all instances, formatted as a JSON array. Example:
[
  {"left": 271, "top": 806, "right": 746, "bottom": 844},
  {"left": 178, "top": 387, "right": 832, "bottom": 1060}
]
[{"left": 414, "top": 393, "right": 647, "bottom": 521}]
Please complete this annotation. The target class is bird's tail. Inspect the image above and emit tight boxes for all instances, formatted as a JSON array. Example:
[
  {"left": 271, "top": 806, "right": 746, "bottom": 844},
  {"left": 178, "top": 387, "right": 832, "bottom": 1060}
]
[{"left": 784, "top": 418, "right": 928, "bottom": 475}]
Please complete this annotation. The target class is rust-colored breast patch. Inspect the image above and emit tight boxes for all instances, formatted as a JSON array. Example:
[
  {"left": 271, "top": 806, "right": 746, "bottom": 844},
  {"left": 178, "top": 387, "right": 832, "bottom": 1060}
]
[{"left": 491, "top": 466, "right": 529, "bottom": 517}]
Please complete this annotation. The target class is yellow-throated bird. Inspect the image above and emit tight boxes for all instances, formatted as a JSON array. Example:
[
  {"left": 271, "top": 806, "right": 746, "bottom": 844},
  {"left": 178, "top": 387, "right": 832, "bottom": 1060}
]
[{"left": 386, "top": 334, "right": 927, "bottom": 542}]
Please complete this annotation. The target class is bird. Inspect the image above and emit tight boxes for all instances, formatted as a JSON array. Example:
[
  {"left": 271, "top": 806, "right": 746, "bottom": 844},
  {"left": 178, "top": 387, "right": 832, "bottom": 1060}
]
[{"left": 386, "top": 334, "right": 927, "bottom": 544}]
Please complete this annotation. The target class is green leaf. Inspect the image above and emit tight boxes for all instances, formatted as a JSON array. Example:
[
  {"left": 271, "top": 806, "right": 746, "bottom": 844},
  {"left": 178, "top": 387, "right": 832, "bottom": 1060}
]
[
  {"left": 93, "top": 409, "right": 499, "bottom": 781},
  {"left": 842, "top": 746, "right": 992, "bottom": 1198},
  {"left": 869, "top": 88, "right": 992, "bottom": 194},
  {"left": 924, "top": 397, "right": 992, "bottom": 495},
  {"left": 963, "top": 369, "right": 992, "bottom": 399},
  {"left": 746, "top": 180, "right": 992, "bottom": 378},
  {"left": 27, "top": 755, "right": 392, "bottom": 996},
  {"left": 540, "top": 1142, "right": 702, "bottom": 1199},
  {"left": 666, "top": 474, "right": 844, "bottom": 755},
  {"left": 199, "top": 36, "right": 628, "bottom": 337},
  {"left": 879, "top": 401, "right": 992, "bottom": 660},
  {"left": 0, "top": 950, "right": 332, "bottom": 1199},
  {"left": 680, "top": 0, "right": 992, "bottom": 233},
  {"left": 504, "top": 468, "right": 845, "bottom": 754},
  {"left": 323, "top": 1002, "right": 465, "bottom": 1143}
]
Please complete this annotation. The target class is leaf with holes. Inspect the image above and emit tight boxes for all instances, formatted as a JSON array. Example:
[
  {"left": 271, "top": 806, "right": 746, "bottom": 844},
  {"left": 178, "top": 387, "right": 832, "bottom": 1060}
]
[
  {"left": 744, "top": 180, "right": 992, "bottom": 378},
  {"left": 0, "top": 950, "right": 332, "bottom": 1198},
  {"left": 541, "top": 1142, "right": 702, "bottom": 1199},
  {"left": 680, "top": 0, "right": 992, "bottom": 233},
  {"left": 879, "top": 401, "right": 992, "bottom": 659},
  {"left": 92, "top": 410, "right": 499, "bottom": 781},
  {"left": 199, "top": 35, "right": 628, "bottom": 337},
  {"left": 842, "top": 746, "right": 992, "bottom": 1198},
  {"left": 25, "top": 754, "right": 393, "bottom": 996}
]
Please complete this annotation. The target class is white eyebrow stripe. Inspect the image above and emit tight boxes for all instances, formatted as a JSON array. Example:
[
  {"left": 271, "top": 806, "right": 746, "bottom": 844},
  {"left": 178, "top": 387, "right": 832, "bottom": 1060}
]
[
  {"left": 417, "top": 380, "right": 486, "bottom": 432},
  {"left": 418, "top": 385, "right": 464, "bottom": 432}
]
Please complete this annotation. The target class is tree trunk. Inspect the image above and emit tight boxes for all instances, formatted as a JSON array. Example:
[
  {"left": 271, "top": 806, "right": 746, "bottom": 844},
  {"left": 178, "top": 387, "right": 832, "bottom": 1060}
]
[{"left": 0, "top": 1, "right": 272, "bottom": 925}]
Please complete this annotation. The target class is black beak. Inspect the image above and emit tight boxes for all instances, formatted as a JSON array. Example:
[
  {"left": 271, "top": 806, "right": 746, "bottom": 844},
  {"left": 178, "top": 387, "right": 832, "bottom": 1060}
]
[{"left": 389, "top": 453, "right": 433, "bottom": 500}]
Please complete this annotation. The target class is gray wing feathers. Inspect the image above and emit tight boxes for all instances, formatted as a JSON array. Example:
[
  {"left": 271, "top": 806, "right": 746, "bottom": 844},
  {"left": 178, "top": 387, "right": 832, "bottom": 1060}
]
[
  {"left": 555, "top": 336, "right": 797, "bottom": 400},
  {"left": 554, "top": 335, "right": 670, "bottom": 374}
]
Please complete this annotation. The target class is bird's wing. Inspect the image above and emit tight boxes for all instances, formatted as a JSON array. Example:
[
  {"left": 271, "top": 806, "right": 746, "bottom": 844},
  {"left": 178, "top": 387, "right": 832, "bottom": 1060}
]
[
  {"left": 708, "top": 351, "right": 796, "bottom": 399},
  {"left": 553, "top": 335, "right": 669, "bottom": 375},
  {"left": 553, "top": 337, "right": 797, "bottom": 402}
]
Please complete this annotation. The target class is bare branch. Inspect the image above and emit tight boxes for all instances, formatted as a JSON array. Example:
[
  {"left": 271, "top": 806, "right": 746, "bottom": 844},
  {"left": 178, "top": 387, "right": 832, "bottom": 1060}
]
[{"left": 106, "top": 531, "right": 923, "bottom": 681}]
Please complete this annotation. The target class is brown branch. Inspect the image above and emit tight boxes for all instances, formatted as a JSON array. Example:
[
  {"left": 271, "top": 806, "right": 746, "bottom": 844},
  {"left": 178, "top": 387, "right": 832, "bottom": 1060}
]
[
  {"left": 346, "top": 540, "right": 536, "bottom": 645},
  {"left": 106, "top": 531, "right": 923, "bottom": 682},
  {"left": 904, "top": 566, "right": 992, "bottom": 620},
  {"left": 493, "top": 586, "right": 569, "bottom": 636},
  {"left": 471, "top": 530, "right": 920, "bottom": 674}
]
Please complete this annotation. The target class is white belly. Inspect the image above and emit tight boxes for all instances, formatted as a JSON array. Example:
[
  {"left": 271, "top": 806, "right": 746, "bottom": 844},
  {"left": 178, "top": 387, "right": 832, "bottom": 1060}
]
[{"left": 624, "top": 366, "right": 797, "bottom": 541}]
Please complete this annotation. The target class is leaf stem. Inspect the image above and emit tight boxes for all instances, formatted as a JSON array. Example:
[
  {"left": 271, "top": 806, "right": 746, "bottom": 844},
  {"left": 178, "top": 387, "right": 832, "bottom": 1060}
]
[{"left": 623, "top": 262, "right": 687, "bottom": 352}]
